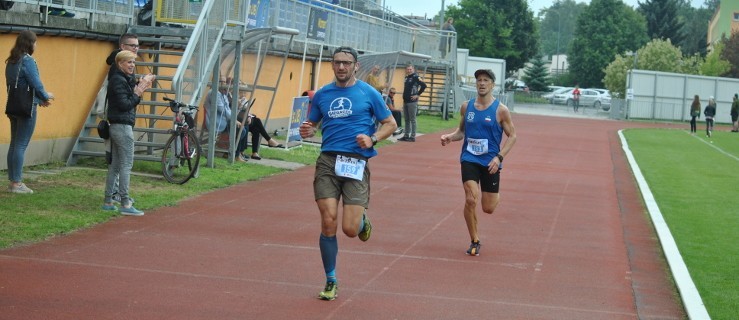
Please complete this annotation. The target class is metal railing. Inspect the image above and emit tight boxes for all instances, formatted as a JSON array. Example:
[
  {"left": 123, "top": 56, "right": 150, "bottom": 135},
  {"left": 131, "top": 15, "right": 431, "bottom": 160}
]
[
  {"left": 171, "top": 0, "right": 232, "bottom": 107},
  {"left": 10, "top": 0, "right": 144, "bottom": 27}
]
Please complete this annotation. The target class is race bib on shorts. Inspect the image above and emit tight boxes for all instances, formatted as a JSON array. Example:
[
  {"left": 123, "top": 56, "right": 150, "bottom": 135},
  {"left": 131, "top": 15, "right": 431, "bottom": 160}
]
[
  {"left": 335, "top": 155, "right": 366, "bottom": 181},
  {"left": 466, "top": 138, "right": 489, "bottom": 155}
]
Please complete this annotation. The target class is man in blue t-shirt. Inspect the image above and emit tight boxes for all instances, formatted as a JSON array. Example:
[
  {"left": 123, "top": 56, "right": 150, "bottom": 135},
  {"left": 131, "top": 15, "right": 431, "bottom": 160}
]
[
  {"left": 299, "top": 46, "right": 397, "bottom": 301},
  {"left": 440, "top": 69, "right": 517, "bottom": 257}
]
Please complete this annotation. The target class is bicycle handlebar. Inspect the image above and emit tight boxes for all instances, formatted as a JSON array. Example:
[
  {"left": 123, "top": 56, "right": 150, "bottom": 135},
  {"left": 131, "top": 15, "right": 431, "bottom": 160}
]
[{"left": 163, "top": 97, "right": 198, "bottom": 113}]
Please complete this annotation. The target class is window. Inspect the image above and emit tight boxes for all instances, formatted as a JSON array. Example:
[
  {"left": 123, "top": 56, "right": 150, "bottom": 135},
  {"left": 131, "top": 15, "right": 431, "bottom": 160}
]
[{"left": 734, "top": 12, "right": 739, "bottom": 21}]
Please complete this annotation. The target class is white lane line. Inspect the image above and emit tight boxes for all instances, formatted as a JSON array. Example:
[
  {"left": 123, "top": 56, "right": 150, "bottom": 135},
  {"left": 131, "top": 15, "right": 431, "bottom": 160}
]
[{"left": 620, "top": 130, "right": 711, "bottom": 320}]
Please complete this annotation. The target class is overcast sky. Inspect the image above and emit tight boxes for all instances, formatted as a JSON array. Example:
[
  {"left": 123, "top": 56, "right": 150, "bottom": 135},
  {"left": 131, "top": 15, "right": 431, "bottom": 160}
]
[{"left": 380, "top": 0, "right": 708, "bottom": 19}]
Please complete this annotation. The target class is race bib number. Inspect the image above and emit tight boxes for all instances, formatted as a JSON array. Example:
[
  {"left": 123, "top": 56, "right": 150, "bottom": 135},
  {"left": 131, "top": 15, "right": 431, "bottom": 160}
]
[
  {"left": 466, "top": 138, "right": 489, "bottom": 155},
  {"left": 335, "top": 155, "right": 366, "bottom": 181}
]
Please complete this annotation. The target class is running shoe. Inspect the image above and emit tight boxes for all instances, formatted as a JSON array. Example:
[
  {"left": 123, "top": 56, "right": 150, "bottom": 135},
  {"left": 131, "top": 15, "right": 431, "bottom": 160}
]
[
  {"left": 318, "top": 281, "right": 338, "bottom": 301},
  {"left": 466, "top": 241, "right": 481, "bottom": 256},
  {"left": 358, "top": 211, "right": 372, "bottom": 242}
]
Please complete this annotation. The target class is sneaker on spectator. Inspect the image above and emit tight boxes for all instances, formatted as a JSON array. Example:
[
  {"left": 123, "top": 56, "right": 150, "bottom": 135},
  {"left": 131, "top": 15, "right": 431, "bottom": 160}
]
[
  {"left": 119, "top": 206, "right": 144, "bottom": 216},
  {"left": 101, "top": 204, "right": 118, "bottom": 211},
  {"left": 9, "top": 183, "right": 34, "bottom": 194}
]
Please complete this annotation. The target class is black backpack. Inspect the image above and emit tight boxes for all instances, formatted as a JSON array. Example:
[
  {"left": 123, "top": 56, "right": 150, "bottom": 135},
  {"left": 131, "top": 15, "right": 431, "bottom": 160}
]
[{"left": 0, "top": 1, "right": 15, "bottom": 11}]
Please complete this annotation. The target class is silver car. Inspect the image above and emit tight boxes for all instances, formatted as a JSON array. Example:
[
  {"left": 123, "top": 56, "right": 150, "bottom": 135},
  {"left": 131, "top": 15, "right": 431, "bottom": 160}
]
[{"left": 553, "top": 88, "right": 608, "bottom": 109}]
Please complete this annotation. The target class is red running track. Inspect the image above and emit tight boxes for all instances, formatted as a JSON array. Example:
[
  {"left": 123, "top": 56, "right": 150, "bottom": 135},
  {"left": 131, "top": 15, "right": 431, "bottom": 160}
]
[{"left": 0, "top": 113, "right": 685, "bottom": 319}]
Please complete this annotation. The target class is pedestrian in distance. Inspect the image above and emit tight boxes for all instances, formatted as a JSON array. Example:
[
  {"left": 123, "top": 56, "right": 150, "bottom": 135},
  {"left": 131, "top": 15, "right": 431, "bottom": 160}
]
[
  {"left": 101, "top": 50, "right": 155, "bottom": 216},
  {"left": 731, "top": 94, "right": 738, "bottom": 132},
  {"left": 4, "top": 30, "right": 54, "bottom": 194},
  {"left": 439, "top": 17, "right": 456, "bottom": 58},
  {"left": 689, "top": 94, "right": 701, "bottom": 135},
  {"left": 705, "top": 96, "right": 716, "bottom": 137},
  {"left": 571, "top": 85, "right": 581, "bottom": 113},
  {"left": 440, "top": 69, "right": 517, "bottom": 257},
  {"left": 299, "top": 46, "right": 397, "bottom": 301},
  {"left": 398, "top": 64, "right": 426, "bottom": 142}
]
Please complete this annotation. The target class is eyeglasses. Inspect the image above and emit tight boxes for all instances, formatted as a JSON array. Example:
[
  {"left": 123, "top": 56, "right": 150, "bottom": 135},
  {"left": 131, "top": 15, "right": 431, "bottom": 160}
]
[
  {"left": 123, "top": 43, "right": 140, "bottom": 48},
  {"left": 389, "top": 91, "right": 396, "bottom": 94},
  {"left": 332, "top": 60, "right": 355, "bottom": 67}
]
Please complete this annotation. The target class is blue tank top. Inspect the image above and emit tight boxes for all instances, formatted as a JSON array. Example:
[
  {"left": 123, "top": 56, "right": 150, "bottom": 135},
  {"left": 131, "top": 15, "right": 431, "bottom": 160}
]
[{"left": 460, "top": 98, "right": 503, "bottom": 168}]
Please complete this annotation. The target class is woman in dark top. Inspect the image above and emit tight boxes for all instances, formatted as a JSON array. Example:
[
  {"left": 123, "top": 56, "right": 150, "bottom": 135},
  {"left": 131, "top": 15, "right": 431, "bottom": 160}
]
[
  {"left": 101, "top": 50, "right": 154, "bottom": 216},
  {"left": 704, "top": 96, "right": 716, "bottom": 138},
  {"left": 689, "top": 95, "right": 701, "bottom": 135}
]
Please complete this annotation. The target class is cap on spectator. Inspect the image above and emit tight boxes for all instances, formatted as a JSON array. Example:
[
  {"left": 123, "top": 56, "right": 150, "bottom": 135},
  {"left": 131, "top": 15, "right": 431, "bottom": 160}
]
[
  {"left": 474, "top": 69, "right": 496, "bottom": 82},
  {"left": 333, "top": 46, "right": 358, "bottom": 61}
]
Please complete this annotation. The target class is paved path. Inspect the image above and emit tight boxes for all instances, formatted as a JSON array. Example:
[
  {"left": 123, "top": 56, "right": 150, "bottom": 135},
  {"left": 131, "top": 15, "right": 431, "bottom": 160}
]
[{"left": 0, "top": 111, "right": 685, "bottom": 319}]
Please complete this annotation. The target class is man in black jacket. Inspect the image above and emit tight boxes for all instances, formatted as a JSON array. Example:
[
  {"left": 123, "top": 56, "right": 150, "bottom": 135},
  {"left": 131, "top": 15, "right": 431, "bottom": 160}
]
[{"left": 398, "top": 64, "right": 426, "bottom": 142}]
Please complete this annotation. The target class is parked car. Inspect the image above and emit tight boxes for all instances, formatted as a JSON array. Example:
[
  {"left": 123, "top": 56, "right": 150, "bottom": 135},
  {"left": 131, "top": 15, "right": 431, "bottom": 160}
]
[
  {"left": 544, "top": 87, "right": 572, "bottom": 103},
  {"left": 553, "top": 88, "right": 609, "bottom": 109},
  {"left": 588, "top": 88, "right": 612, "bottom": 111}
]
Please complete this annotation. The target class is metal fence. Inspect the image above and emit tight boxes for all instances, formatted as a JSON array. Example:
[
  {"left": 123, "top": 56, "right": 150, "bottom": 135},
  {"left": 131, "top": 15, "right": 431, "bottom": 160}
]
[{"left": 627, "top": 69, "right": 739, "bottom": 124}]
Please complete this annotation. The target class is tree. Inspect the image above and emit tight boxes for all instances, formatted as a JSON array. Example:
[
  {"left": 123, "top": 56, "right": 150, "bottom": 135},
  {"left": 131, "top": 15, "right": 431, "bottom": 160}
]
[
  {"left": 446, "top": 0, "right": 539, "bottom": 75},
  {"left": 603, "top": 39, "right": 700, "bottom": 96},
  {"left": 569, "top": 0, "right": 649, "bottom": 88},
  {"left": 701, "top": 42, "right": 731, "bottom": 76},
  {"left": 638, "top": 0, "right": 684, "bottom": 45},
  {"left": 538, "top": 0, "right": 585, "bottom": 58},
  {"left": 521, "top": 56, "right": 551, "bottom": 91},
  {"left": 678, "top": 5, "right": 712, "bottom": 56},
  {"left": 719, "top": 32, "right": 739, "bottom": 78}
]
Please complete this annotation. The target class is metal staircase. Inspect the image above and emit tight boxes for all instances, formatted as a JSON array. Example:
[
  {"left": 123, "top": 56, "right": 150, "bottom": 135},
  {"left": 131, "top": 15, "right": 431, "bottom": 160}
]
[
  {"left": 420, "top": 62, "right": 463, "bottom": 120},
  {"left": 66, "top": 26, "right": 195, "bottom": 166}
]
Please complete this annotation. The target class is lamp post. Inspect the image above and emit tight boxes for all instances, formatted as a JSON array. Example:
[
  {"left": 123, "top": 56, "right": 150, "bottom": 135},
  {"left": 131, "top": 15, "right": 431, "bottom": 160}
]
[
  {"left": 625, "top": 51, "right": 638, "bottom": 119},
  {"left": 548, "top": 10, "right": 561, "bottom": 79}
]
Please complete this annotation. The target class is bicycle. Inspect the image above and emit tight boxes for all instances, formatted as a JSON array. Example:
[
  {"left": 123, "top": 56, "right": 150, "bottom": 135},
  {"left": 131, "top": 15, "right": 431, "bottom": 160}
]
[{"left": 161, "top": 97, "right": 201, "bottom": 184}]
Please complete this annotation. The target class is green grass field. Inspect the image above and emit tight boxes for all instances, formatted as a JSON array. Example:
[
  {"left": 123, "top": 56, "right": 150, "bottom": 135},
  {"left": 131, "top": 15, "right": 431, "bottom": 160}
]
[{"left": 623, "top": 128, "right": 739, "bottom": 320}]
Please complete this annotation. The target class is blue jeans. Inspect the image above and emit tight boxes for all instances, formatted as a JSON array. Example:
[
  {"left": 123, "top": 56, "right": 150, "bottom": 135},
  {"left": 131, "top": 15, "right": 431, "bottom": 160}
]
[{"left": 6, "top": 105, "right": 37, "bottom": 183}]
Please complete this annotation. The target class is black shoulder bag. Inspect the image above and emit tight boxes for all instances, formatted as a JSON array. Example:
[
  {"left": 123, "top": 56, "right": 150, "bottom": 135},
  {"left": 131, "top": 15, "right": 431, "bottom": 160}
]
[{"left": 5, "top": 60, "right": 34, "bottom": 118}]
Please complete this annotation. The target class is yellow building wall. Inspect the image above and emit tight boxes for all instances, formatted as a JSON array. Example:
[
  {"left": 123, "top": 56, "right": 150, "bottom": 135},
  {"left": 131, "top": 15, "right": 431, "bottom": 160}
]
[{"left": 0, "top": 33, "right": 411, "bottom": 170}]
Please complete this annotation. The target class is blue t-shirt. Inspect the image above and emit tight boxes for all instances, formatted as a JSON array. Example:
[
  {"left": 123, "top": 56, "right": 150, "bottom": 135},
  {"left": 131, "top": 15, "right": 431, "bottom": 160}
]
[
  {"left": 308, "top": 80, "right": 391, "bottom": 158},
  {"left": 460, "top": 98, "right": 503, "bottom": 168}
]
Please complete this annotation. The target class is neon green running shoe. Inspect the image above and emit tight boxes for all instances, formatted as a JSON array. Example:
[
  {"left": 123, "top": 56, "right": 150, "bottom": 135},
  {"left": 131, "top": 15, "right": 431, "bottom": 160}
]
[
  {"left": 358, "top": 211, "right": 372, "bottom": 242},
  {"left": 318, "top": 281, "right": 338, "bottom": 301}
]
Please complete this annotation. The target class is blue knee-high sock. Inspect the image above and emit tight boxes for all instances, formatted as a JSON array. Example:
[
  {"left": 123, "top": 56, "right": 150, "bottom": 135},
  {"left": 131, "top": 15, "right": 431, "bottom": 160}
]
[{"left": 319, "top": 234, "right": 338, "bottom": 282}]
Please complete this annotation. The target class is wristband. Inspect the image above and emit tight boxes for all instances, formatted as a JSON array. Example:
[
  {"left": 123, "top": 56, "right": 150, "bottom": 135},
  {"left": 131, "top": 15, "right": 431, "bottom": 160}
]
[{"left": 496, "top": 154, "right": 504, "bottom": 162}]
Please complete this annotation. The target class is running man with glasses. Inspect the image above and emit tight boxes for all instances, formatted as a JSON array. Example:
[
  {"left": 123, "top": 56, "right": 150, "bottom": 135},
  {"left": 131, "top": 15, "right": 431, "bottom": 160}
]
[
  {"left": 299, "top": 46, "right": 397, "bottom": 301},
  {"left": 440, "top": 69, "right": 517, "bottom": 257}
]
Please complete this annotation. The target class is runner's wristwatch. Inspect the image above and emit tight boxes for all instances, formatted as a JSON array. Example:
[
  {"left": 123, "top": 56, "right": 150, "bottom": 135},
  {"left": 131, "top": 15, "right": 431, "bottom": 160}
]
[
  {"left": 496, "top": 154, "right": 504, "bottom": 162},
  {"left": 371, "top": 135, "right": 378, "bottom": 146}
]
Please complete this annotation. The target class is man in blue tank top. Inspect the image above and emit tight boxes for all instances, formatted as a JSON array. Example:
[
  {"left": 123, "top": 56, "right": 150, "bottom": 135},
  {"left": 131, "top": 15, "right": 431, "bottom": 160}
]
[
  {"left": 440, "top": 69, "right": 517, "bottom": 256},
  {"left": 299, "top": 46, "right": 397, "bottom": 301}
]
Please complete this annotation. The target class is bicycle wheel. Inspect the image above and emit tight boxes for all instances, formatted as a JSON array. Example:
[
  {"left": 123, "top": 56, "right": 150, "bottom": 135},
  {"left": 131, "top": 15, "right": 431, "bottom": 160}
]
[{"left": 162, "top": 129, "right": 201, "bottom": 184}]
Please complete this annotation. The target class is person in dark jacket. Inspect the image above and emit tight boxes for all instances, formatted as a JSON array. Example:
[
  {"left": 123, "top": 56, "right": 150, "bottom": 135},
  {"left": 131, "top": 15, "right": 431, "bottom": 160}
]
[
  {"left": 100, "top": 33, "right": 140, "bottom": 204},
  {"left": 731, "top": 94, "right": 738, "bottom": 132},
  {"left": 704, "top": 96, "right": 716, "bottom": 138},
  {"left": 101, "top": 50, "right": 154, "bottom": 216},
  {"left": 4, "top": 30, "right": 54, "bottom": 194},
  {"left": 398, "top": 64, "right": 426, "bottom": 142},
  {"left": 689, "top": 94, "right": 701, "bottom": 135}
]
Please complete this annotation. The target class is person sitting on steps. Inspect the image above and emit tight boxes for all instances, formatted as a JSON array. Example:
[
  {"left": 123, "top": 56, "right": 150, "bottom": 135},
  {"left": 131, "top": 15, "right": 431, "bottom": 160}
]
[{"left": 235, "top": 86, "right": 283, "bottom": 160}]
